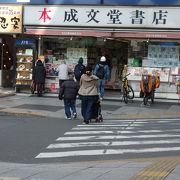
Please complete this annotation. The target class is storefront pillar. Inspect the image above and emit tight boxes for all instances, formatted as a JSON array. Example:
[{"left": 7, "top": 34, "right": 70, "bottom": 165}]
[
  {"left": 38, "top": 36, "right": 42, "bottom": 56},
  {"left": 0, "top": 41, "right": 4, "bottom": 87}
]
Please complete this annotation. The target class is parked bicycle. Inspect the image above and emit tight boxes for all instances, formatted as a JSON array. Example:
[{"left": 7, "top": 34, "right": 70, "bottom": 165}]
[
  {"left": 140, "top": 74, "right": 160, "bottom": 105},
  {"left": 121, "top": 73, "right": 134, "bottom": 104}
]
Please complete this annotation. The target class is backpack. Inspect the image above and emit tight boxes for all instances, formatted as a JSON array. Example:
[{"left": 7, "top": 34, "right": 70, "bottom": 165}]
[
  {"left": 74, "top": 64, "right": 85, "bottom": 81},
  {"left": 96, "top": 64, "right": 104, "bottom": 79}
]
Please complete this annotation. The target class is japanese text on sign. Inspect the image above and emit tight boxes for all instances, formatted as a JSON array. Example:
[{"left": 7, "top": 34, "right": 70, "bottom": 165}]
[
  {"left": 24, "top": 6, "right": 177, "bottom": 28},
  {"left": 0, "top": 5, "right": 22, "bottom": 33}
]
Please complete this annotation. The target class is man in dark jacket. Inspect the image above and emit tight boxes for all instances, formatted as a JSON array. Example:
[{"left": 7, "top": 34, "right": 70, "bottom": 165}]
[
  {"left": 74, "top": 57, "right": 85, "bottom": 83},
  {"left": 33, "top": 60, "right": 46, "bottom": 97},
  {"left": 59, "top": 74, "right": 79, "bottom": 119}
]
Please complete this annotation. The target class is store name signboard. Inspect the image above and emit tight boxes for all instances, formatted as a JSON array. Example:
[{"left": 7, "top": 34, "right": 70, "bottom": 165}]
[
  {"left": 0, "top": 0, "right": 46, "bottom": 4},
  {"left": 24, "top": 6, "right": 180, "bottom": 29},
  {"left": 0, "top": 5, "right": 22, "bottom": 33},
  {"left": 15, "top": 39, "right": 35, "bottom": 45}
]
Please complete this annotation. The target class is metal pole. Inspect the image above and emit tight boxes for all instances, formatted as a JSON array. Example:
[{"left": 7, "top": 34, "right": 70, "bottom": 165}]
[{"left": 38, "top": 36, "right": 41, "bottom": 56}]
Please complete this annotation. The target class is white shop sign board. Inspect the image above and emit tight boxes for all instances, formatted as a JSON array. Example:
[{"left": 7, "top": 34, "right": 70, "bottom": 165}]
[
  {"left": 24, "top": 6, "right": 180, "bottom": 28},
  {"left": 127, "top": 67, "right": 170, "bottom": 82}
]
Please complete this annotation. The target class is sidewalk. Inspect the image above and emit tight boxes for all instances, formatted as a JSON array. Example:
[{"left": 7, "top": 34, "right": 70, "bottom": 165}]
[
  {"left": 0, "top": 157, "right": 180, "bottom": 180},
  {"left": 0, "top": 87, "right": 179, "bottom": 120},
  {"left": 0, "top": 87, "right": 16, "bottom": 97}
]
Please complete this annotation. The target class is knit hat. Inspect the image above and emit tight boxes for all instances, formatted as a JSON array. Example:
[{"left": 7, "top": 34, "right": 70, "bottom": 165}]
[
  {"left": 100, "top": 56, "right": 106, "bottom": 62},
  {"left": 78, "top": 57, "right": 83, "bottom": 64}
]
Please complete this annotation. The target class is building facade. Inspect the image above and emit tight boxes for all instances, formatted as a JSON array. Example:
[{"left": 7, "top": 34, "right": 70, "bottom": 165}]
[{"left": 0, "top": 1, "right": 180, "bottom": 99}]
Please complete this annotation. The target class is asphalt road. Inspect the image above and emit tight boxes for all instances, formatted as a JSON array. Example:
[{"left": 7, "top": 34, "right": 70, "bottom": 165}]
[
  {"left": 0, "top": 112, "right": 80, "bottom": 164},
  {"left": 1, "top": 111, "right": 180, "bottom": 164}
]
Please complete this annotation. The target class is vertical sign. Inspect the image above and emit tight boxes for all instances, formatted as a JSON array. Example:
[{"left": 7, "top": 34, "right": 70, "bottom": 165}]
[{"left": 0, "top": 5, "right": 22, "bottom": 33}]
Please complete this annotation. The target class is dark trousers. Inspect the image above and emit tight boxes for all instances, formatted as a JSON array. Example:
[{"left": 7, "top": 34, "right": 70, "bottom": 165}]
[
  {"left": 80, "top": 95, "right": 98, "bottom": 122},
  {"left": 36, "top": 83, "right": 44, "bottom": 96},
  {"left": 64, "top": 99, "right": 76, "bottom": 118}
]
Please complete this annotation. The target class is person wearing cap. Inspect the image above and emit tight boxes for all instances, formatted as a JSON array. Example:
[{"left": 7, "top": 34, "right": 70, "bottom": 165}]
[
  {"left": 78, "top": 66, "right": 99, "bottom": 124},
  {"left": 58, "top": 74, "right": 79, "bottom": 120},
  {"left": 74, "top": 57, "right": 85, "bottom": 83},
  {"left": 93, "top": 56, "right": 110, "bottom": 100}
]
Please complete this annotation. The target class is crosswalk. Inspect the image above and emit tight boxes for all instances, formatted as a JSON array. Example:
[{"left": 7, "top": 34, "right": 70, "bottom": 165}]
[{"left": 35, "top": 118, "right": 180, "bottom": 160}]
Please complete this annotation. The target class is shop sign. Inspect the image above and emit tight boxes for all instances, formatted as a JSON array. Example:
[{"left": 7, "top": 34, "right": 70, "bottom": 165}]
[
  {"left": 15, "top": 39, "right": 35, "bottom": 45},
  {"left": 127, "top": 67, "right": 170, "bottom": 82},
  {"left": 104, "top": 0, "right": 180, "bottom": 6},
  {"left": 48, "top": 0, "right": 101, "bottom": 4},
  {"left": 24, "top": 5, "right": 180, "bottom": 29},
  {"left": 0, "top": 5, "right": 22, "bottom": 33},
  {"left": 0, "top": 0, "right": 46, "bottom": 4},
  {"left": 25, "top": 28, "right": 112, "bottom": 37}
]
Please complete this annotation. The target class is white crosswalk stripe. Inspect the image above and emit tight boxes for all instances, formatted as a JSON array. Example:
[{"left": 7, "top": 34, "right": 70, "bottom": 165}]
[{"left": 35, "top": 118, "right": 180, "bottom": 159}]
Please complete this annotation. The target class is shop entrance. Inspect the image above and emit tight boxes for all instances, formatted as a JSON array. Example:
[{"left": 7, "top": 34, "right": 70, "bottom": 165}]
[
  {"left": 41, "top": 36, "right": 128, "bottom": 93},
  {"left": 0, "top": 35, "right": 14, "bottom": 88}
]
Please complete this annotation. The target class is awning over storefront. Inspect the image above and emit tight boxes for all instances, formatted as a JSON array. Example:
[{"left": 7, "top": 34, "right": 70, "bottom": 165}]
[
  {"left": 25, "top": 28, "right": 112, "bottom": 37},
  {"left": 112, "top": 31, "right": 180, "bottom": 39},
  {"left": 25, "top": 27, "right": 180, "bottom": 39}
]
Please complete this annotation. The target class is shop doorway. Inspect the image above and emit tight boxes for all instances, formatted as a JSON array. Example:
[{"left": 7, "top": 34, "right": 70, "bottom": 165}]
[
  {"left": 42, "top": 36, "right": 129, "bottom": 92},
  {"left": 0, "top": 35, "right": 14, "bottom": 88}
]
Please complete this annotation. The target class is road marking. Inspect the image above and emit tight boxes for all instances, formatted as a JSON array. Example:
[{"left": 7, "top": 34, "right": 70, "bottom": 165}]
[
  {"left": 102, "top": 119, "right": 180, "bottom": 122},
  {"left": 56, "top": 134, "right": 180, "bottom": 141},
  {"left": 65, "top": 129, "right": 180, "bottom": 135},
  {"left": 47, "top": 139, "right": 180, "bottom": 149},
  {"left": 77, "top": 124, "right": 143, "bottom": 127},
  {"left": 0, "top": 177, "right": 20, "bottom": 180},
  {"left": 36, "top": 118, "right": 180, "bottom": 160},
  {"left": 36, "top": 146, "right": 180, "bottom": 158}
]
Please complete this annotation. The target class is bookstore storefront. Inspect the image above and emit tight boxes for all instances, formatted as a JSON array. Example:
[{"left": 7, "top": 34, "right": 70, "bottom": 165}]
[
  {"left": 24, "top": 5, "right": 180, "bottom": 97},
  {"left": 25, "top": 31, "right": 128, "bottom": 92}
]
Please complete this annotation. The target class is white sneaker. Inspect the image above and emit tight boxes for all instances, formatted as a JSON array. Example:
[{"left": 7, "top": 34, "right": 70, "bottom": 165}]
[
  {"left": 100, "top": 97, "right": 103, "bottom": 101},
  {"left": 73, "top": 113, "right": 77, "bottom": 119},
  {"left": 66, "top": 117, "right": 71, "bottom": 120}
]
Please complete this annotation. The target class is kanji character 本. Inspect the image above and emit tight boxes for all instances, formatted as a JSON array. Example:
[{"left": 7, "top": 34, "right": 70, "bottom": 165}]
[
  {"left": 130, "top": 10, "right": 145, "bottom": 24},
  {"left": 11, "top": 17, "right": 20, "bottom": 29},
  {"left": 39, "top": 8, "right": 51, "bottom": 23},
  {"left": 64, "top": 9, "right": 78, "bottom": 22},
  {"left": 107, "top": 9, "right": 122, "bottom": 24},
  {"left": 86, "top": 9, "right": 100, "bottom": 23},
  {"left": 0, "top": 17, "right": 8, "bottom": 29},
  {"left": 152, "top": 10, "right": 168, "bottom": 24}
]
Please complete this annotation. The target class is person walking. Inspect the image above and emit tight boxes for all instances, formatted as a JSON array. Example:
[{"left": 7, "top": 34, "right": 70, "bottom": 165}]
[
  {"left": 78, "top": 66, "right": 99, "bottom": 124},
  {"left": 93, "top": 56, "right": 110, "bottom": 100},
  {"left": 57, "top": 60, "right": 69, "bottom": 88},
  {"left": 74, "top": 57, "right": 85, "bottom": 83},
  {"left": 33, "top": 59, "right": 46, "bottom": 97},
  {"left": 59, "top": 74, "right": 79, "bottom": 120}
]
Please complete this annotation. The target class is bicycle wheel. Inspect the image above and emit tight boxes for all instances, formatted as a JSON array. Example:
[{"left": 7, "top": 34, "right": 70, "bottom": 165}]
[
  {"left": 127, "top": 85, "right": 134, "bottom": 99},
  {"left": 123, "top": 88, "right": 128, "bottom": 104}
]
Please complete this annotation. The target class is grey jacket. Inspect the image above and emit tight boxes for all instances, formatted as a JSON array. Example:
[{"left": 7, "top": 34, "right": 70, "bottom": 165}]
[{"left": 78, "top": 74, "right": 98, "bottom": 96}]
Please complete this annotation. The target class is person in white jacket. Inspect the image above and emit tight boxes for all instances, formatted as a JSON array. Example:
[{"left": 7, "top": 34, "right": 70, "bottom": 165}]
[{"left": 57, "top": 60, "right": 69, "bottom": 87}]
